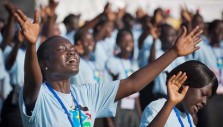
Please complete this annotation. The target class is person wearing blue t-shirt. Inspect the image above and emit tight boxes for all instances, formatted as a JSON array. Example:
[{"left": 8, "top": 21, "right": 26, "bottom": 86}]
[
  {"left": 106, "top": 29, "right": 142, "bottom": 127},
  {"left": 140, "top": 61, "right": 218, "bottom": 127},
  {"left": 70, "top": 30, "right": 112, "bottom": 85}
]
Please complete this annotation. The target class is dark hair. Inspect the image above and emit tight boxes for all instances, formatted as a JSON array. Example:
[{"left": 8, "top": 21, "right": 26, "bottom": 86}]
[
  {"left": 63, "top": 14, "right": 79, "bottom": 25},
  {"left": 93, "top": 18, "right": 107, "bottom": 36},
  {"left": 122, "top": 13, "right": 134, "bottom": 22},
  {"left": 166, "top": 60, "right": 218, "bottom": 97},
  {"left": 74, "top": 29, "right": 90, "bottom": 43},
  {"left": 160, "top": 24, "right": 174, "bottom": 40},
  {"left": 208, "top": 19, "right": 222, "bottom": 33},
  {"left": 116, "top": 28, "right": 133, "bottom": 46},
  {"left": 192, "top": 13, "right": 203, "bottom": 23}
]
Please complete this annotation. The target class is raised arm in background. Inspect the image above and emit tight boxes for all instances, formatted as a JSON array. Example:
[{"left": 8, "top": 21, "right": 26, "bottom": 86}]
[{"left": 115, "top": 26, "right": 202, "bottom": 101}]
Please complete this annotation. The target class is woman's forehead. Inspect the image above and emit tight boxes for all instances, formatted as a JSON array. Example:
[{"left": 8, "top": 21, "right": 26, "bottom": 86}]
[{"left": 49, "top": 37, "right": 72, "bottom": 47}]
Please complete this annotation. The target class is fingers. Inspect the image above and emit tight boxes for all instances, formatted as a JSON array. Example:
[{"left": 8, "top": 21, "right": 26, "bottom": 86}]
[
  {"left": 16, "top": 9, "right": 28, "bottom": 22},
  {"left": 168, "top": 71, "right": 187, "bottom": 89},
  {"left": 168, "top": 75, "right": 176, "bottom": 83},
  {"left": 188, "top": 26, "right": 199, "bottom": 37},
  {"left": 178, "top": 73, "right": 187, "bottom": 84},
  {"left": 179, "top": 26, "right": 187, "bottom": 38},
  {"left": 194, "top": 46, "right": 200, "bottom": 51},
  {"left": 194, "top": 37, "right": 203, "bottom": 45},
  {"left": 192, "top": 29, "right": 203, "bottom": 40},
  {"left": 14, "top": 12, "right": 24, "bottom": 27},
  {"left": 181, "top": 85, "right": 189, "bottom": 95},
  {"left": 33, "top": 10, "right": 40, "bottom": 24},
  {"left": 174, "top": 71, "right": 182, "bottom": 80}
]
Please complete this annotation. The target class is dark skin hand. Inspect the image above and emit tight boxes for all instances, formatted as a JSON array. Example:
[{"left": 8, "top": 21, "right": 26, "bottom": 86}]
[
  {"left": 5, "top": 31, "right": 25, "bottom": 71},
  {"left": 147, "top": 72, "right": 189, "bottom": 127},
  {"left": 0, "top": 2, "right": 16, "bottom": 51}
]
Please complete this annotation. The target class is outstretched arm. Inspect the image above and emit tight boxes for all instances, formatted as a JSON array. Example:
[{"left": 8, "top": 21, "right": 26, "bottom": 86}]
[
  {"left": 5, "top": 31, "right": 24, "bottom": 70},
  {"left": 14, "top": 9, "right": 41, "bottom": 115},
  {"left": 0, "top": 2, "right": 16, "bottom": 51},
  {"left": 147, "top": 72, "right": 188, "bottom": 127},
  {"left": 115, "top": 26, "right": 202, "bottom": 101}
]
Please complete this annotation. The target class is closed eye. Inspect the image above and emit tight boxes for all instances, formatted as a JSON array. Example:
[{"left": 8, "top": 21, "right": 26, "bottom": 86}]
[{"left": 57, "top": 46, "right": 67, "bottom": 51}]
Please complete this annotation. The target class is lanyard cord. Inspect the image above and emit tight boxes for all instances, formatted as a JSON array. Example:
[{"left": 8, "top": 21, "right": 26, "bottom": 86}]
[
  {"left": 45, "top": 83, "right": 83, "bottom": 127},
  {"left": 211, "top": 47, "right": 223, "bottom": 83},
  {"left": 173, "top": 107, "right": 193, "bottom": 127},
  {"left": 71, "top": 91, "right": 83, "bottom": 127},
  {"left": 120, "top": 58, "right": 133, "bottom": 78}
]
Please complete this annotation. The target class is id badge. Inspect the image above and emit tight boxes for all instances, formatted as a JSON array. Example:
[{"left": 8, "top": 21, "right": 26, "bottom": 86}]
[
  {"left": 94, "top": 70, "right": 104, "bottom": 82},
  {"left": 217, "top": 57, "right": 223, "bottom": 68},
  {"left": 125, "top": 70, "right": 133, "bottom": 77}
]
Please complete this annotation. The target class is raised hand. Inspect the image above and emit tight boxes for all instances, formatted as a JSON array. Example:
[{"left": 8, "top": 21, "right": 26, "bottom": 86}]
[
  {"left": 148, "top": 23, "right": 159, "bottom": 40},
  {"left": 172, "top": 26, "right": 203, "bottom": 57},
  {"left": 14, "top": 9, "right": 40, "bottom": 44},
  {"left": 167, "top": 71, "right": 188, "bottom": 105},
  {"left": 117, "top": 7, "right": 126, "bottom": 19},
  {"left": 4, "top": 2, "right": 16, "bottom": 15},
  {"left": 45, "top": 0, "right": 58, "bottom": 17},
  {"left": 103, "top": 3, "right": 116, "bottom": 21},
  {"left": 17, "top": 30, "right": 25, "bottom": 43}
]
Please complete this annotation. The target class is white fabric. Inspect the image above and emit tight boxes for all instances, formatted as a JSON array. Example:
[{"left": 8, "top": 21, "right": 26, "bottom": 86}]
[
  {"left": 19, "top": 81, "right": 120, "bottom": 127},
  {"left": 3, "top": 46, "right": 25, "bottom": 87},
  {"left": 70, "top": 58, "right": 112, "bottom": 85},
  {"left": 192, "top": 41, "right": 223, "bottom": 92},
  {"left": 106, "top": 56, "right": 139, "bottom": 109},
  {"left": 140, "top": 98, "right": 196, "bottom": 127},
  {"left": 138, "top": 35, "right": 162, "bottom": 68}
]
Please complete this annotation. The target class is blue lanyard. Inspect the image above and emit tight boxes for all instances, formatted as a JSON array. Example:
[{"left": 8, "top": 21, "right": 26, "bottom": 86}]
[
  {"left": 173, "top": 107, "right": 193, "bottom": 127},
  {"left": 120, "top": 58, "right": 133, "bottom": 78},
  {"left": 45, "top": 83, "right": 83, "bottom": 127},
  {"left": 211, "top": 47, "right": 223, "bottom": 83}
]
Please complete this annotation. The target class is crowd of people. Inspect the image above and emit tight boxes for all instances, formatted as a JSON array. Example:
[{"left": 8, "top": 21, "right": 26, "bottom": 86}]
[{"left": 0, "top": 0, "right": 222, "bottom": 127}]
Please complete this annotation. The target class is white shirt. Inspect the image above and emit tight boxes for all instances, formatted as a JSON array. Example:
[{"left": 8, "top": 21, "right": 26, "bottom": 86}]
[
  {"left": 19, "top": 81, "right": 120, "bottom": 127},
  {"left": 3, "top": 45, "right": 25, "bottom": 87},
  {"left": 140, "top": 98, "right": 196, "bottom": 127}
]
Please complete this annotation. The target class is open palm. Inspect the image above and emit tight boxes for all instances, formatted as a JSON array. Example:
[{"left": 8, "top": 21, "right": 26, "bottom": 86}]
[
  {"left": 14, "top": 9, "right": 40, "bottom": 44},
  {"left": 173, "top": 26, "right": 203, "bottom": 57},
  {"left": 167, "top": 71, "right": 189, "bottom": 105}
]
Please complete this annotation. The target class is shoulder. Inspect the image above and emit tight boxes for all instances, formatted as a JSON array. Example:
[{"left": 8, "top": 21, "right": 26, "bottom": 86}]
[{"left": 145, "top": 98, "right": 167, "bottom": 113}]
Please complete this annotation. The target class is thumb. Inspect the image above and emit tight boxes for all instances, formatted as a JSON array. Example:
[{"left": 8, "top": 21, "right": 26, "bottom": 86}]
[{"left": 181, "top": 85, "right": 189, "bottom": 96}]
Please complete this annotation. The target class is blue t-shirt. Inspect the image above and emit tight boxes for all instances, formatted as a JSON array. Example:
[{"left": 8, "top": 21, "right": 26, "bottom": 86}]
[
  {"left": 153, "top": 49, "right": 186, "bottom": 95},
  {"left": 3, "top": 45, "right": 25, "bottom": 87},
  {"left": 191, "top": 41, "right": 223, "bottom": 92},
  {"left": 70, "top": 58, "right": 112, "bottom": 85},
  {"left": 19, "top": 81, "right": 120, "bottom": 127},
  {"left": 140, "top": 98, "right": 195, "bottom": 127}
]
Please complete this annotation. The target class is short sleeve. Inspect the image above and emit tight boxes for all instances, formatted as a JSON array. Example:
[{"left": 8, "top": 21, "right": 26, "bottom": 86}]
[
  {"left": 82, "top": 80, "right": 120, "bottom": 118},
  {"left": 139, "top": 105, "right": 159, "bottom": 127},
  {"left": 106, "top": 57, "right": 119, "bottom": 75},
  {"left": 140, "top": 99, "right": 166, "bottom": 127},
  {"left": 19, "top": 85, "right": 43, "bottom": 125}
]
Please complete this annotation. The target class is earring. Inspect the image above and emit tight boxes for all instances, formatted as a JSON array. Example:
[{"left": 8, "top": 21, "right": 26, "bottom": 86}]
[{"left": 46, "top": 67, "right": 48, "bottom": 70}]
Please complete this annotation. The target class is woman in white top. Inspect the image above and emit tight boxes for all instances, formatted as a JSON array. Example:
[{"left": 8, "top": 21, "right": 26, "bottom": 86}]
[{"left": 140, "top": 60, "right": 218, "bottom": 127}]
